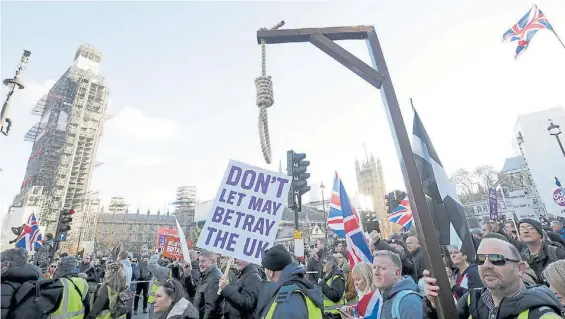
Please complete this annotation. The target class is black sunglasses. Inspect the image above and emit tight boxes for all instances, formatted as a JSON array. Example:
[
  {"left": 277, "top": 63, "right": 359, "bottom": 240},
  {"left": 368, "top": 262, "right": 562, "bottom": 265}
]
[{"left": 476, "top": 254, "right": 520, "bottom": 266}]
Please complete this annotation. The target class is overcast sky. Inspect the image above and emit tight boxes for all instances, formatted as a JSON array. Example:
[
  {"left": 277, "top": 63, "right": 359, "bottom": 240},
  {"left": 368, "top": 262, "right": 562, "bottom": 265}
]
[{"left": 1, "top": 1, "right": 564, "bottom": 221}]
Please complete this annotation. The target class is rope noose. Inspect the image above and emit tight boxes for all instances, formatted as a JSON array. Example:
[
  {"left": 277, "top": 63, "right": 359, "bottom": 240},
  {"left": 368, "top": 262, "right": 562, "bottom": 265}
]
[{"left": 255, "top": 21, "right": 285, "bottom": 164}]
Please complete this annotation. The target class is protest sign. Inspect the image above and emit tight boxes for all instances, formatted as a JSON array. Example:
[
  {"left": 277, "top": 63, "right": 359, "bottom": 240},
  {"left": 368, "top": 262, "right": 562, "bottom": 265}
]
[
  {"left": 175, "top": 217, "right": 191, "bottom": 263},
  {"left": 196, "top": 160, "right": 291, "bottom": 265},
  {"left": 162, "top": 236, "right": 183, "bottom": 259},
  {"left": 157, "top": 227, "right": 178, "bottom": 250}
]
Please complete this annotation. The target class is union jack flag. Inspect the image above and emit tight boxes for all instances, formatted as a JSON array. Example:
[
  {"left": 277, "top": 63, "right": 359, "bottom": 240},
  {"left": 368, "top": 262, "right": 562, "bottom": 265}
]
[
  {"left": 328, "top": 172, "right": 373, "bottom": 268},
  {"left": 356, "top": 289, "right": 383, "bottom": 319},
  {"left": 502, "top": 5, "right": 554, "bottom": 58},
  {"left": 387, "top": 196, "right": 413, "bottom": 230},
  {"left": 15, "top": 213, "right": 44, "bottom": 252}
]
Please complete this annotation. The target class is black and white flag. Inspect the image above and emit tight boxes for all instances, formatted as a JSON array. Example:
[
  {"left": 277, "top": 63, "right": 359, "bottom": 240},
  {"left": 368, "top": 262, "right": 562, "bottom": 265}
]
[{"left": 411, "top": 109, "right": 476, "bottom": 258}]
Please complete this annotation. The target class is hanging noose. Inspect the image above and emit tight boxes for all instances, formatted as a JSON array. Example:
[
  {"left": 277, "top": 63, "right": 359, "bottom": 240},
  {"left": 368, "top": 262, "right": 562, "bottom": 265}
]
[{"left": 255, "top": 21, "right": 285, "bottom": 164}]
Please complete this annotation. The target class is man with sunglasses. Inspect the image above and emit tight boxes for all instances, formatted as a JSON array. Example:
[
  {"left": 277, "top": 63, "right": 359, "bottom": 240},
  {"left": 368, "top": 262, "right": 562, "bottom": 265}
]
[{"left": 423, "top": 238, "right": 563, "bottom": 318}]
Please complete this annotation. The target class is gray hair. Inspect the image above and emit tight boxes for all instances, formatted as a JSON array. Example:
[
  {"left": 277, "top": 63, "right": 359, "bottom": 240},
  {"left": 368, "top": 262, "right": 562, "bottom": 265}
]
[
  {"left": 551, "top": 220, "right": 563, "bottom": 227},
  {"left": 373, "top": 250, "right": 402, "bottom": 270},
  {"left": 324, "top": 255, "right": 339, "bottom": 269},
  {"left": 543, "top": 260, "right": 565, "bottom": 298}
]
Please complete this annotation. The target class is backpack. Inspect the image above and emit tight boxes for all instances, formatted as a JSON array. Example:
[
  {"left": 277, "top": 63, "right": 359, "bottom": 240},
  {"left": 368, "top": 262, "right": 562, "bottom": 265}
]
[
  {"left": 391, "top": 290, "right": 422, "bottom": 319},
  {"left": 110, "top": 288, "right": 135, "bottom": 318},
  {"left": 5, "top": 279, "right": 63, "bottom": 319}
]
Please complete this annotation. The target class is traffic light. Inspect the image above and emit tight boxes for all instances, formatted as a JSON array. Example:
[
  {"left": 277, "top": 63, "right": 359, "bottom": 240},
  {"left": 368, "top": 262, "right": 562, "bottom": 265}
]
[
  {"left": 287, "top": 150, "right": 311, "bottom": 212},
  {"left": 57, "top": 209, "right": 75, "bottom": 237},
  {"left": 385, "top": 192, "right": 395, "bottom": 214}
]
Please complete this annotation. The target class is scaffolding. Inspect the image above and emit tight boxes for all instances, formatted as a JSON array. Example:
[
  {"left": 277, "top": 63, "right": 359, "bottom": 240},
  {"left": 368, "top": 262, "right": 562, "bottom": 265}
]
[
  {"left": 174, "top": 186, "right": 196, "bottom": 223},
  {"left": 15, "top": 44, "right": 109, "bottom": 233}
]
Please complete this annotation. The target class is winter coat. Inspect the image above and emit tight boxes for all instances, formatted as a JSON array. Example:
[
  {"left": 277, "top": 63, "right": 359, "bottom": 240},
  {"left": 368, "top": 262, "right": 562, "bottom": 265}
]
[
  {"left": 409, "top": 247, "right": 425, "bottom": 280},
  {"left": 424, "top": 285, "right": 564, "bottom": 319},
  {"left": 380, "top": 276, "right": 423, "bottom": 319},
  {"left": 1, "top": 263, "right": 42, "bottom": 319},
  {"left": 255, "top": 263, "right": 324, "bottom": 319},
  {"left": 220, "top": 264, "right": 261, "bottom": 319},
  {"left": 138, "top": 261, "right": 152, "bottom": 280},
  {"left": 520, "top": 243, "right": 565, "bottom": 284},
  {"left": 158, "top": 297, "right": 199, "bottom": 319},
  {"left": 87, "top": 283, "right": 114, "bottom": 318},
  {"left": 320, "top": 268, "right": 346, "bottom": 303},
  {"left": 185, "top": 265, "right": 223, "bottom": 319}
]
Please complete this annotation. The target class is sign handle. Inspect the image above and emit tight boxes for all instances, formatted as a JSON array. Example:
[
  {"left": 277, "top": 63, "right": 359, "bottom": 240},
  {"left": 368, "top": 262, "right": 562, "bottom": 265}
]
[{"left": 217, "top": 257, "right": 234, "bottom": 295}]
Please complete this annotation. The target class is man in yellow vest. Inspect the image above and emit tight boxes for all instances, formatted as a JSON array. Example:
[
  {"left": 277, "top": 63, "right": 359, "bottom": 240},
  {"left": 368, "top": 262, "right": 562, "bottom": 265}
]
[
  {"left": 51, "top": 256, "right": 90, "bottom": 318},
  {"left": 255, "top": 245, "right": 324, "bottom": 319},
  {"left": 318, "top": 255, "right": 346, "bottom": 319}
]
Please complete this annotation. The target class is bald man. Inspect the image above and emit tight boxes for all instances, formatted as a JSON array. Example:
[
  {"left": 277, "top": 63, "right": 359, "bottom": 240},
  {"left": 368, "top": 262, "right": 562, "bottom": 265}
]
[{"left": 406, "top": 236, "right": 424, "bottom": 279}]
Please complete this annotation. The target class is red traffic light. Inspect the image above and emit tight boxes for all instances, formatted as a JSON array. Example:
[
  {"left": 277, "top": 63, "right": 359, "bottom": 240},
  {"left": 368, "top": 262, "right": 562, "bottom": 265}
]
[{"left": 69, "top": 209, "right": 76, "bottom": 215}]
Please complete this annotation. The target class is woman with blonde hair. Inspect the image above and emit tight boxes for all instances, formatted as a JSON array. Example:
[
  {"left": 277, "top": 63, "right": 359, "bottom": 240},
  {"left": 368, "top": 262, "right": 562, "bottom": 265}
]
[
  {"left": 351, "top": 262, "right": 374, "bottom": 298},
  {"left": 543, "top": 260, "right": 565, "bottom": 307},
  {"left": 88, "top": 263, "right": 128, "bottom": 318}
]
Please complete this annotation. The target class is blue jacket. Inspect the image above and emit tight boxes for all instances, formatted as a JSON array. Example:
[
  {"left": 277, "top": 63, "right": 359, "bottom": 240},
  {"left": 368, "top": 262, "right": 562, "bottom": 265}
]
[
  {"left": 255, "top": 263, "right": 323, "bottom": 319},
  {"left": 381, "top": 276, "right": 422, "bottom": 319}
]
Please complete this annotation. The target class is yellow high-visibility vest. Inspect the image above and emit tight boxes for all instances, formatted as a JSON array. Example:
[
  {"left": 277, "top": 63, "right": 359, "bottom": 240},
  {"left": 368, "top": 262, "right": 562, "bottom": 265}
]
[
  {"left": 96, "top": 286, "right": 126, "bottom": 319},
  {"left": 264, "top": 284, "right": 322, "bottom": 319},
  {"left": 322, "top": 275, "right": 346, "bottom": 314},
  {"left": 48, "top": 277, "right": 88, "bottom": 319},
  {"left": 148, "top": 270, "right": 172, "bottom": 304}
]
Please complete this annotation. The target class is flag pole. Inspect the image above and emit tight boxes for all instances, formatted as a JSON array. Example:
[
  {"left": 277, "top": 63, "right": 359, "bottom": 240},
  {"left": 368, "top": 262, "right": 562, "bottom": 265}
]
[{"left": 544, "top": 9, "right": 565, "bottom": 50}]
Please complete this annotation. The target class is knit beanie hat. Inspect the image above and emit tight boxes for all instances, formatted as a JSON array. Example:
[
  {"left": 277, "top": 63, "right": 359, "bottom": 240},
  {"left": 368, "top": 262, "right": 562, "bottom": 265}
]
[
  {"left": 54, "top": 256, "right": 78, "bottom": 278},
  {"left": 519, "top": 218, "right": 543, "bottom": 237},
  {"left": 261, "top": 245, "right": 292, "bottom": 271},
  {"left": 1, "top": 248, "right": 29, "bottom": 266}
]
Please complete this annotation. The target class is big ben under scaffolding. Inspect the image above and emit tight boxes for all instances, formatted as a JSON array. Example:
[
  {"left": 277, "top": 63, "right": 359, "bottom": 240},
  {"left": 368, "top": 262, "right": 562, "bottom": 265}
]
[{"left": 12, "top": 44, "right": 109, "bottom": 238}]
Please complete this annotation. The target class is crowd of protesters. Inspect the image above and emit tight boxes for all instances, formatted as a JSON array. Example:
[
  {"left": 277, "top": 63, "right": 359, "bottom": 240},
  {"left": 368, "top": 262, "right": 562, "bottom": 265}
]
[{"left": 3, "top": 216, "right": 565, "bottom": 318}]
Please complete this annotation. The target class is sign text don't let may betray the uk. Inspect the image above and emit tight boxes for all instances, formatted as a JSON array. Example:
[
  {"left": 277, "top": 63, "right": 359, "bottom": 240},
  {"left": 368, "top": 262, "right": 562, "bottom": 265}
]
[{"left": 196, "top": 160, "right": 291, "bottom": 265}]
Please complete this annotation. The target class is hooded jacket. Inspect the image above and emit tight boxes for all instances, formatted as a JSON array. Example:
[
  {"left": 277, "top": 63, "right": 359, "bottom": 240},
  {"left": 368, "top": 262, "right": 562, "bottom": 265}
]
[
  {"left": 424, "top": 285, "right": 564, "bottom": 319},
  {"left": 380, "top": 276, "right": 423, "bottom": 319},
  {"left": 148, "top": 253, "right": 171, "bottom": 283},
  {"left": 221, "top": 264, "right": 261, "bottom": 319},
  {"left": 255, "top": 263, "right": 324, "bottom": 319},
  {"left": 1, "top": 263, "right": 42, "bottom": 319}
]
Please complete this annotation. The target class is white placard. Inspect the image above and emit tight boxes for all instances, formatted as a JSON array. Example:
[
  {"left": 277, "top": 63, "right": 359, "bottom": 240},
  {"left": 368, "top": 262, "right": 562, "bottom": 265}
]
[{"left": 196, "top": 160, "right": 291, "bottom": 265}]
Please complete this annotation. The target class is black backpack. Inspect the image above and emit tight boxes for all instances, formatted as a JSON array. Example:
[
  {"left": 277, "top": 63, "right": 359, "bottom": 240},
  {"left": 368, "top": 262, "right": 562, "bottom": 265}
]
[{"left": 6, "top": 279, "right": 63, "bottom": 319}]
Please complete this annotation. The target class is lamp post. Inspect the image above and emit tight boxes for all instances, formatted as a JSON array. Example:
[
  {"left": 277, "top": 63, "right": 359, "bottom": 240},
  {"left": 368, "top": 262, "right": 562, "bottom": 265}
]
[
  {"left": 547, "top": 119, "right": 565, "bottom": 158},
  {"left": 1, "top": 49, "right": 31, "bottom": 136}
]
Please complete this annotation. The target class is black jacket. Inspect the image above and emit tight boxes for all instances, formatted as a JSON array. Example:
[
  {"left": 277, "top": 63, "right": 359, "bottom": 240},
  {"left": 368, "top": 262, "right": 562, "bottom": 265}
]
[
  {"left": 409, "top": 247, "right": 425, "bottom": 280},
  {"left": 424, "top": 285, "right": 564, "bottom": 319},
  {"left": 1, "top": 263, "right": 42, "bottom": 319},
  {"left": 185, "top": 265, "right": 223, "bottom": 319},
  {"left": 84, "top": 266, "right": 105, "bottom": 283},
  {"left": 520, "top": 243, "right": 565, "bottom": 284},
  {"left": 320, "top": 268, "right": 345, "bottom": 303},
  {"left": 221, "top": 264, "right": 261, "bottom": 319},
  {"left": 306, "top": 258, "right": 321, "bottom": 283}
]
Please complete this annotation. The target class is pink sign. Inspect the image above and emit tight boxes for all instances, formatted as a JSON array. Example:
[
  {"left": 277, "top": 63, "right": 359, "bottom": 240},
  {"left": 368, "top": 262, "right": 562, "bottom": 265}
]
[{"left": 553, "top": 188, "right": 565, "bottom": 207}]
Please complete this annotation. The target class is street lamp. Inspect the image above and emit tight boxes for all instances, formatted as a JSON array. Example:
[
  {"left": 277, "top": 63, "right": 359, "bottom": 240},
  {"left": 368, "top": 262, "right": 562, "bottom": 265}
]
[
  {"left": 547, "top": 119, "right": 565, "bottom": 158},
  {"left": 1, "top": 49, "right": 31, "bottom": 136}
]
